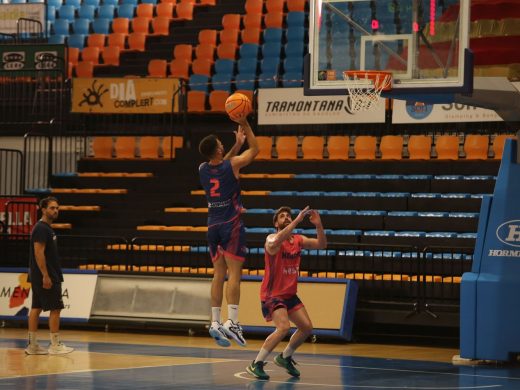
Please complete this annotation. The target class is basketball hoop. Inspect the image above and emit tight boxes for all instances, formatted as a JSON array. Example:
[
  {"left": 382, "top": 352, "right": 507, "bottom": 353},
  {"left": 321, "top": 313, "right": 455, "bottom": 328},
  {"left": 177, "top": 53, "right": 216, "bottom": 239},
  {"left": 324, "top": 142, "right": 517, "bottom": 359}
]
[{"left": 342, "top": 70, "right": 392, "bottom": 113}]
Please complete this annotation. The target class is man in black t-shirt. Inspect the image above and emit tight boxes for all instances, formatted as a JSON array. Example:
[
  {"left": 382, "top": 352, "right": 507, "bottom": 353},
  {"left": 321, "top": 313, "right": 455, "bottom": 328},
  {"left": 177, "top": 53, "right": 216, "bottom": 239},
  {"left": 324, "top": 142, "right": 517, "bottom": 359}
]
[{"left": 26, "top": 197, "right": 74, "bottom": 355}]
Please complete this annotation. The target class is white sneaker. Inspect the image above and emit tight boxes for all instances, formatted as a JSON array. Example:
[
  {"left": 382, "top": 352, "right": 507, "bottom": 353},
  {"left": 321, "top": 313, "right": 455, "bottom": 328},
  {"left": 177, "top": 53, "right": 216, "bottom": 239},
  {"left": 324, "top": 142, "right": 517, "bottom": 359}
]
[
  {"left": 209, "top": 321, "right": 231, "bottom": 347},
  {"left": 223, "top": 319, "right": 246, "bottom": 347},
  {"left": 48, "top": 342, "right": 74, "bottom": 355},
  {"left": 25, "top": 343, "right": 49, "bottom": 355}
]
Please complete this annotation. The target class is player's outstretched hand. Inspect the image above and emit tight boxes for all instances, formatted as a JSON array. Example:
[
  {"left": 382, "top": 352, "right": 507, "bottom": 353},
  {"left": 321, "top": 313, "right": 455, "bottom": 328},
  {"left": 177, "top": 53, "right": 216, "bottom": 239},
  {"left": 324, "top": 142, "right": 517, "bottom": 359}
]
[
  {"left": 294, "top": 206, "right": 310, "bottom": 224},
  {"left": 230, "top": 112, "right": 249, "bottom": 126},
  {"left": 307, "top": 209, "right": 322, "bottom": 227},
  {"left": 234, "top": 126, "right": 246, "bottom": 147}
]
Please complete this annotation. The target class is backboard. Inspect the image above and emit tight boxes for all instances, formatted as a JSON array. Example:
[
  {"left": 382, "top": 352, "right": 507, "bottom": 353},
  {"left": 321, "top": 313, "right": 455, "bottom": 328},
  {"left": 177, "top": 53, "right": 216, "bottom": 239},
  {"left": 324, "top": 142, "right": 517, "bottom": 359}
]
[{"left": 305, "top": 0, "right": 472, "bottom": 99}]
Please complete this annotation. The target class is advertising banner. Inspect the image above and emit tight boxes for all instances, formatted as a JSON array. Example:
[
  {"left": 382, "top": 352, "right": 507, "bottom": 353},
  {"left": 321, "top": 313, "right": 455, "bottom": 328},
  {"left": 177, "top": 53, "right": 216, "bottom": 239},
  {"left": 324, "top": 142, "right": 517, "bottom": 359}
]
[
  {"left": 72, "top": 78, "right": 179, "bottom": 114},
  {"left": 0, "top": 4, "right": 45, "bottom": 34},
  {"left": 392, "top": 99, "right": 502, "bottom": 124},
  {"left": 0, "top": 270, "right": 97, "bottom": 321},
  {"left": 0, "top": 44, "right": 66, "bottom": 71},
  {"left": 0, "top": 197, "right": 38, "bottom": 235},
  {"left": 257, "top": 88, "right": 386, "bottom": 125}
]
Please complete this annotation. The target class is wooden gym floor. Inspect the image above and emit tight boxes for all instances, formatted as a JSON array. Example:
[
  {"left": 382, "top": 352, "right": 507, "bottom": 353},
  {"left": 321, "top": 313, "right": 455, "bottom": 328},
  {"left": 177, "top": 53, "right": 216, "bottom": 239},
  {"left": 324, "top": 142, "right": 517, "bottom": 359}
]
[{"left": 1, "top": 327, "right": 520, "bottom": 389}]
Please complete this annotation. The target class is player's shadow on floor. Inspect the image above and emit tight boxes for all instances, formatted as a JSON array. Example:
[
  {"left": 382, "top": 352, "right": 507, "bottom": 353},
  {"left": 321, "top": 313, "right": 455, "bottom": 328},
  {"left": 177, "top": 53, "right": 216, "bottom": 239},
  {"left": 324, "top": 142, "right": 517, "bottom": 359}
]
[{"left": 246, "top": 376, "right": 300, "bottom": 390}]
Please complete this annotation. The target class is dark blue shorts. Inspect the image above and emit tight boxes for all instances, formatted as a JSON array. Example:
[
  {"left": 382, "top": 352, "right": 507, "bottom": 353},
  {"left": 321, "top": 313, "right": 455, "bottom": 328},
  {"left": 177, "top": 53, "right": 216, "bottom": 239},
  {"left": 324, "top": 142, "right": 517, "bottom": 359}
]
[
  {"left": 31, "top": 283, "right": 64, "bottom": 312},
  {"left": 261, "top": 295, "right": 304, "bottom": 322},
  {"left": 207, "top": 217, "right": 246, "bottom": 262}
]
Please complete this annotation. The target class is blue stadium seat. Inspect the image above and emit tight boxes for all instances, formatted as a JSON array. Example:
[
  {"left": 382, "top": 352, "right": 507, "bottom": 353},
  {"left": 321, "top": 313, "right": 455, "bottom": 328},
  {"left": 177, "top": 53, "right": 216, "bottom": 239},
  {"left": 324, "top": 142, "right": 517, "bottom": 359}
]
[
  {"left": 448, "top": 212, "right": 479, "bottom": 218},
  {"left": 239, "top": 43, "right": 260, "bottom": 59},
  {"left": 246, "top": 209, "right": 274, "bottom": 214},
  {"left": 65, "top": 0, "right": 81, "bottom": 9},
  {"left": 72, "top": 18, "right": 91, "bottom": 35},
  {"left": 235, "top": 73, "right": 256, "bottom": 91},
  {"left": 327, "top": 210, "right": 356, "bottom": 216},
  {"left": 263, "top": 28, "right": 283, "bottom": 43},
  {"left": 418, "top": 212, "right": 448, "bottom": 217},
  {"left": 403, "top": 174, "right": 433, "bottom": 180},
  {"left": 67, "top": 34, "right": 86, "bottom": 49},
  {"left": 387, "top": 211, "right": 418, "bottom": 217},
  {"left": 380, "top": 192, "right": 409, "bottom": 198},
  {"left": 214, "top": 59, "right": 235, "bottom": 75},
  {"left": 434, "top": 175, "right": 463, "bottom": 180},
  {"left": 295, "top": 191, "right": 323, "bottom": 196},
  {"left": 120, "top": 0, "right": 138, "bottom": 5},
  {"left": 258, "top": 73, "right": 278, "bottom": 88},
  {"left": 92, "top": 18, "right": 110, "bottom": 34},
  {"left": 103, "top": 0, "right": 118, "bottom": 6},
  {"left": 188, "top": 74, "right": 210, "bottom": 92},
  {"left": 284, "top": 41, "right": 305, "bottom": 57},
  {"left": 48, "top": 34, "right": 66, "bottom": 44},
  {"left": 78, "top": 5, "right": 96, "bottom": 20},
  {"left": 283, "top": 56, "right": 303, "bottom": 73},
  {"left": 98, "top": 5, "right": 115, "bottom": 19},
  {"left": 281, "top": 71, "right": 303, "bottom": 87},
  {"left": 373, "top": 251, "right": 402, "bottom": 258},
  {"left": 58, "top": 5, "right": 76, "bottom": 21},
  {"left": 322, "top": 174, "right": 349, "bottom": 179},
  {"left": 262, "top": 42, "right": 282, "bottom": 58},
  {"left": 375, "top": 174, "right": 403, "bottom": 179},
  {"left": 364, "top": 230, "right": 395, "bottom": 236},
  {"left": 260, "top": 57, "right": 280, "bottom": 73},
  {"left": 411, "top": 193, "right": 441, "bottom": 198},
  {"left": 286, "top": 26, "right": 306, "bottom": 42},
  {"left": 48, "top": 0, "right": 62, "bottom": 8},
  {"left": 246, "top": 227, "right": 274, "bottom": 233},
  {"left": 346, "top": 174, "right": 375, "bottom": 179},
  {"left": 84, "top": 0, "right": 100, "bottom": 7},
  {"left": 425, "top": 232, "right": 457, "bottom": 238},
  {"left": 440, "top": 193, "right": 471, "bottom": 199},
  {"left": 327, "top": 191, "right": 352, "bottom": 196},
  {"left": 270, "top": 191, "right": 297, "bottom": 196},
  {"left": 351, "top": 192, "right": 381, "bottom": 198},
  {"left": 248, "top": 247, "right": 266, "bottom": 255},
  {"left": 211, "top": 73, "right": 233, "bottom": 92},
  {"left": 286, "top": 11, "right": 305, "bottom": 27},
  {"left": 457, "top": 232, "right": 477, "bottom": 239},
  {"left": 47, "top": 6, "right": 57, "bottom": 22},
  {"left": 190, "top": 246, "right": 209, "bottom": 253},
  {"left": 53, "top": 19, "right": 70, "bottom": 35},
  {"left": 394, "top": 231, "right": 426, "bottom": 237},
  {"left": 339, "top": 250, "right": 371, "bottom": 257},
  {"left": 117, "top": 4, "right": 135, "bottom": 18},
  {"left": 463, "top": 175, "right": 496, "bottom": 180},
  {"left": 237, "top": 58, "right": 258, "bottom": 74},
  {"left": 355, "top": 210, "right": 386, "bottom": 216},
  {"left": 141, "top": 0, "right": 158, "bottom": 4},
  {"left": 470, "top": 194, "right": 486, "bottom": 199},
  {"left": 333, "top": 230, "right": 362, "bottom": 236}
]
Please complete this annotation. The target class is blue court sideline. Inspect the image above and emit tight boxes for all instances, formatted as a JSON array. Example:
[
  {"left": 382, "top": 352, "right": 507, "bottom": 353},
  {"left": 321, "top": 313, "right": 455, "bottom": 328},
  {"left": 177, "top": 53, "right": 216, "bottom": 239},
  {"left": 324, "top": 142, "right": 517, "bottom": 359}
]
[{"left": 2, "top": 337, "right": 520, "bottom": 389}]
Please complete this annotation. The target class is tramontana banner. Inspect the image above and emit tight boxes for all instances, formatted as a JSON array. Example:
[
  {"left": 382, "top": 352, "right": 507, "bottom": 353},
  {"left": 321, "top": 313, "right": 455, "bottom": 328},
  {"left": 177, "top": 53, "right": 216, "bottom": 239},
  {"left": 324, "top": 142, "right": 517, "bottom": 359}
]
[{"left": 72, "top": 78, "right": 179, "bottom": 114}]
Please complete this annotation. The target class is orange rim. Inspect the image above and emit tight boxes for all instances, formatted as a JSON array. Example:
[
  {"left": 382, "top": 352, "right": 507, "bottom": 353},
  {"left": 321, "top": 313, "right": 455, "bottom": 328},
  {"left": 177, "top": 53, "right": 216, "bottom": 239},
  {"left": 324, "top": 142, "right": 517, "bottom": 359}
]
[{"left": 343, "top": 70, "right": 393, "bottom": 91}]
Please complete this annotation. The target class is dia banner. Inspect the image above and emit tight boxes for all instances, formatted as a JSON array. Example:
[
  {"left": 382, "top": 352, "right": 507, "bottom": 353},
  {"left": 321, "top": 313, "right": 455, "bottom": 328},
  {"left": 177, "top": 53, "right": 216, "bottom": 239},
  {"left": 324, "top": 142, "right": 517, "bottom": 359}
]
[{"left": 72, "top": 78, "right": 179, "bottom": 114}]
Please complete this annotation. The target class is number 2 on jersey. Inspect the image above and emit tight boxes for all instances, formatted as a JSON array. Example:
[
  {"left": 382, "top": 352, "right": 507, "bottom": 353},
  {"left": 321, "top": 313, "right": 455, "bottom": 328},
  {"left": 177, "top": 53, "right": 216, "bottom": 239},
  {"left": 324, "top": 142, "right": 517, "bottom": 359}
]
[{"left": 210, "top": 178, "right": 220, "bottom": 197}]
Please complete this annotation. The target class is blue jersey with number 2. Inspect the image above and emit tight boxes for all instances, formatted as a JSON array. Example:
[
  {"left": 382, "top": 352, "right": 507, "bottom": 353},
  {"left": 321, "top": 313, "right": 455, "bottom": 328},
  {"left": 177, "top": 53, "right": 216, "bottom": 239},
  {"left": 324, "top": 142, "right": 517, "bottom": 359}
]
[{"left": 199, "top": 160, "right": 242, "bottom": 226}]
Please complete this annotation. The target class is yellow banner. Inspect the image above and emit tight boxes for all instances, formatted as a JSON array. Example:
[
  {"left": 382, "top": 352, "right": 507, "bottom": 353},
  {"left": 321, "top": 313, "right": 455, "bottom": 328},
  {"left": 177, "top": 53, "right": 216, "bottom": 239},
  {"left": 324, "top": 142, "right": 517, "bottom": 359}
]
[{"left": 72, "top": 78, "right": 179, "bottom": 114}]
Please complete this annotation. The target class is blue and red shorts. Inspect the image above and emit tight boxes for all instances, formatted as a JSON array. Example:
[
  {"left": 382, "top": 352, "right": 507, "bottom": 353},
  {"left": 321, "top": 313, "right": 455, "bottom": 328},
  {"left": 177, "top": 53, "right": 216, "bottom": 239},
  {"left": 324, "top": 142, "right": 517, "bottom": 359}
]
[
  {"left": 261, "top": 295, "right": 304, "bottom": 322},
  {"left": 207, "top": 216, "right": 246, "bottom": 262}
]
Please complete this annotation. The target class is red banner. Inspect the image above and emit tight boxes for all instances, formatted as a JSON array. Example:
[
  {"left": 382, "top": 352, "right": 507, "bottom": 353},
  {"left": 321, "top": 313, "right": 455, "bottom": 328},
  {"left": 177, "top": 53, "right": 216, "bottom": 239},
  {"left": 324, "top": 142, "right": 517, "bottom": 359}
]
[{"left": 0, "top": 197, "right": 38, "bottom": 235}]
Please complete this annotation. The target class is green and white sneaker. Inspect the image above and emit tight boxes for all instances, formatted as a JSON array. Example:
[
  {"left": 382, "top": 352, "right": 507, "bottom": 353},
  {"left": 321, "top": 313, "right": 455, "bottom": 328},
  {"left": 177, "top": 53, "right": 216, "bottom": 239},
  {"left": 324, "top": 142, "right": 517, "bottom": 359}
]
[
  {"left": 246, "top": 360, "right": 270, "bottom": 380},
  {"left": 274, "top": 353, "right": 300, "bottom": 377}
]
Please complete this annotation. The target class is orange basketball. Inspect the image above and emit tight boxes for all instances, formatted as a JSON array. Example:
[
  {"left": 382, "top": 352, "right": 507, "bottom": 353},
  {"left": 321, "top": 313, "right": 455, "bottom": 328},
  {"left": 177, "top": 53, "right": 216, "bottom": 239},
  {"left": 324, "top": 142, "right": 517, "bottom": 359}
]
[{"left": 225, "top": 93, "right": 252, "bottom": 118}]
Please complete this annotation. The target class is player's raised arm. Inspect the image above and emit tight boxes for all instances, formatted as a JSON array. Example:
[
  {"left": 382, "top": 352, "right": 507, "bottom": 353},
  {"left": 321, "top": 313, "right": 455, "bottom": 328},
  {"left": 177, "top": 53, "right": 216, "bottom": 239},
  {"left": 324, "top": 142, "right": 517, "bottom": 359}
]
[
  {"left": 224, "top": 126, "right": 246, "bottom": 160},
  {"left": 265, "top": 206, "right": 310, "bottom": 255},
  {"left": 301, "top": 209, "right": 327, "bottom": 250},
  {"left": 230, "top": 113, "right": 259, "bottom": 172}
]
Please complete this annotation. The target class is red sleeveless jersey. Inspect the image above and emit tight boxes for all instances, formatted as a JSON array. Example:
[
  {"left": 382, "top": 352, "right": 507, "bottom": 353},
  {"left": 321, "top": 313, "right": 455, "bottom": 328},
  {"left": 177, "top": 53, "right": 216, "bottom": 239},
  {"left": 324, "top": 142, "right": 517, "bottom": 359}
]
[{"left": 260, "top": 235, "right": 303, "bottom": 300}]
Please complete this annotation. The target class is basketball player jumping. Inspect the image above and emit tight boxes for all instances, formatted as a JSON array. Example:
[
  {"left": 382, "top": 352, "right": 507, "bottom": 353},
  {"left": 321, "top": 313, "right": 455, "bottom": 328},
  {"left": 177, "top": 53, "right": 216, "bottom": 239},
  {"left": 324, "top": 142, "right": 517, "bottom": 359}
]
[
  {"left": 247, "top": 206, "right": 327, "bottom": 379},
  {"left": 198, "top": 113, "right": 259, "bottom": 347}
]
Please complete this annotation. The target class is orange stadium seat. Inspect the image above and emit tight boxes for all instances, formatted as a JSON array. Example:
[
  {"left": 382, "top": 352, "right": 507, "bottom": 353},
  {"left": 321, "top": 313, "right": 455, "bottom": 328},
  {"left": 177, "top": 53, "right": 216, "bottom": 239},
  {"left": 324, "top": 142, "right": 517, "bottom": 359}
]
[
  {"left": 152, "top": 17, "right": 171, "bottom": 36},
  {"left": 187, "top": 91, "right": 206, "bottom": 112},
  {"left": 156, "top": 3, "right": 174, "bottom": 19},
  {"left": 264, "top": 12, "right": 284, "bottom": 28},
  {"left": 131, "top": 17, "right": 150, "bottom": 34},
  {"left": 301, "top": 136, "right": 324, "bottom": 159},
  {"left": 287, "top": 0, "right": 306, "bottom": 11},
  {"left": 136, "top": 3, "right": 153, "bottom": 19},
  {"left": 111, "top": 18, "right": 129, "bottom": 34},
  {"left": 266, "top": 0, "right": 285, "bottom": 13},
  {"left": 81, "top": 47, "right": 100, "bottom": 64},
  {"left": 276, "top": 136, "right": 298, "bottom": 159},
  {"left": 243, "top": 13, "right": 262, "bottom": 29},
  {"left": 195, "top": 44, "right": 215, "bottom": 63},
  {"left": 407, "top": 135, "right": 432, "bottom": 160},
  {"left": 353, "top": 135, "right": 377, "bottom": 159},
  {"left": 140, "top": 136, "right": 161, "bottom": 158},
  {"left": 68, "top": 47, "right": 80, "bottom": 65},
  {"left": 115, "top": 136, "right": 136, "bottom": 158},
  {"left": 191, "top": 58, "right": 213, "bottom": 77},
  {"left": 173, "top": 2, "right": 193, "bottom": 21},
  {"left": 256, "top": 136, "right": 273, "bottom": 159},
  {"left": 108, "top": 33, "right": 126, "bottom": 50},
  {"left": 92, "top": 136, "right": 113, "bottom": 158},
  {"left": 222, "top": 14, "right": 241, "bottom": 30},
  {"left": 464, "top": 134, "right": 489, "bottom": 159},
  {"left": 102, "top": 46, "right": 120, "bottom": 65},
  {"left": 380, "top": 135, "right": 404, "bottom": 160},
  {"left": 435, "top": 135, "right": 459, "bottom": 159},
  {"left": 209, "top": 90, "right": 229, "bottom": 112},
  {"left": 148, "top": 59, "right": 168, "bottom": 77},
  {"left": 327, "top": 135, "right": 349, "bottom": 160},
  {"left": 127, "top": 33, "right": 146, "bottom": 51},
  {"left": 75, "top": 61, "right": 94, "bottom": 77},
  {"left": 87, "top": 34, "right": 106, "bottom": 50},
  {"left": 245, "top": 0, "right": 264, "bottom": 14},
  {"left": 241, "top": 27, "right": 261, "bottom": 44},
  {"left": 219, "top": 28, "right": 239, "bottom": 46},
  {"left": 198, "top": 29, "right": 217, "bottom": 47},
  {"left": 162, "top": 136, "right": 183, "bottom": 159},
  {"left": 216, "top": 43, "right": 237, "bottom": 60},
  {"left": 169, "top": 59, "right": 190, "bottom": 80},
  {"left": 173, "top": 44, "right": 193, "bottom": 63}
]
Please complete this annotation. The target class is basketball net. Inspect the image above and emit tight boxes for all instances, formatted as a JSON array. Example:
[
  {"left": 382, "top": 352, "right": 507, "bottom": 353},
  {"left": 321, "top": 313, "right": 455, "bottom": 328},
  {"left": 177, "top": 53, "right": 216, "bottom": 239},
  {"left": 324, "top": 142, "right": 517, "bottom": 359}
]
[{"left": 342, "top": 71, "right": 392, "bottom": 113}]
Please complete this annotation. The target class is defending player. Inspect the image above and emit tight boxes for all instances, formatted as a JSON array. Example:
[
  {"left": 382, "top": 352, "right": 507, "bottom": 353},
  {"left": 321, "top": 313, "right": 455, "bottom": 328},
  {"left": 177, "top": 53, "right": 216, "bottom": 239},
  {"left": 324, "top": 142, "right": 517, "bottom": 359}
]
[
  {"left": 247, "top": 206, "right": 327, "bottom": 380},
  {"left": 198, "top": 113, "right": 259, "bottom": 347}
]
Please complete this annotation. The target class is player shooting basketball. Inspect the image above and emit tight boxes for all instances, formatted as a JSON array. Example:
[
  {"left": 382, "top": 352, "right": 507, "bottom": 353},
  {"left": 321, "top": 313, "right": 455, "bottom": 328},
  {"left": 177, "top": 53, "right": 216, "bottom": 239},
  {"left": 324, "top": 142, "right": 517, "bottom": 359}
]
[
  {"left": 247, "top": 206, "right": 327, "bottom": 380},
  {"left": 198, "top": 113, "right": 259, "bottom": 347}
]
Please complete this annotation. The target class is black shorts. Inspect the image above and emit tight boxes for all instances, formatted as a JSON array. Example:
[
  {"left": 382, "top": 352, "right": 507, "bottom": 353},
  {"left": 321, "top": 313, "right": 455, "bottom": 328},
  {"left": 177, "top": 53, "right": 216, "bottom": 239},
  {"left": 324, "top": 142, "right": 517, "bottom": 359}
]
[
  {"left": 261, "top": 295, "right": 304, "bottom": 322},
  {"left": 31, "top": 283, "right": 64, "bottom": 312}
]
